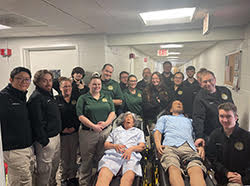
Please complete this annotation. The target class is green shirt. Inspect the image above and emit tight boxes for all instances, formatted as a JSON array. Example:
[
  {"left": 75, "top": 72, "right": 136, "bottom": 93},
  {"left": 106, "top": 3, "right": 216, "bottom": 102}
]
[
  {"left": 123, "top": 88, "right": 143, "bottom": 116},
  {"left": 76, "top": 92, "right": 115, "bottom": 124},
  {"left": 101, "top": 79, "right": 123, "bottom": 100}
]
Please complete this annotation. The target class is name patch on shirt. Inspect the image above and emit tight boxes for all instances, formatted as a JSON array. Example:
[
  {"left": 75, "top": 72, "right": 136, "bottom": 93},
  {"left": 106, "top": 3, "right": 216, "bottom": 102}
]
[{"left": 11, "top": 102, "right": 21, "bottom": 106}]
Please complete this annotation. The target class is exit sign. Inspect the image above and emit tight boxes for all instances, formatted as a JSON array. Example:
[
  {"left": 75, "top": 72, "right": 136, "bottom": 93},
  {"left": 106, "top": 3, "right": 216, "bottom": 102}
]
[{"left": 157, "top": 49, "right": 168, "bottom": 56}]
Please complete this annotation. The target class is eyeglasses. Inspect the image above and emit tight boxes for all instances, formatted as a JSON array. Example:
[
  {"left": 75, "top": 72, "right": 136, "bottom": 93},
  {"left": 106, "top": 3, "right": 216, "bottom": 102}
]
[
  {"left": 62, "top": 86, "right": 72, "bottom": 89},
  {"left": 14, "top": 77, "right": 31, "bottom": 83}
]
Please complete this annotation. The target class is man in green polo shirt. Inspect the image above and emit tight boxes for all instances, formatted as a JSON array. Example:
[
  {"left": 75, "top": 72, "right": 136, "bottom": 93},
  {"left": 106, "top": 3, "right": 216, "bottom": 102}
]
[{"left": 101, "top": 64, "right": 124, "bottom": 115}]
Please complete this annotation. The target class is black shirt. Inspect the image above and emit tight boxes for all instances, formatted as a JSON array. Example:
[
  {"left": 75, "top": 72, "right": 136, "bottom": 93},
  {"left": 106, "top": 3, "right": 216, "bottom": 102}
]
[
  {"left": 182, "top": 79, "right": 201, "bottom": 118},
  {"left": 72, "top": 80, "right": 89, "bottom": 100},
  {"left": 119, "top": 82, "right": 127, "bottom": 92},
  {"left": 192, "top": 86, "right": 234, "bottom": 139},
  {"left": 207, "top": 124, "right": 250, "bottom": 184},
  {"left": 56, "top": 94, "right": 80, "bottom": 135},
  {"left": 28, "top": 86, "right": 62, "bottom": 146},
  {"left": 136, "top": 79, "right": 149, "bottom": 92},
  {"left": 0, "top": 84, "right": 33, "bottom": 151},
  {"left": 162, "top": 72, "right": 174, "bottom": 88}
]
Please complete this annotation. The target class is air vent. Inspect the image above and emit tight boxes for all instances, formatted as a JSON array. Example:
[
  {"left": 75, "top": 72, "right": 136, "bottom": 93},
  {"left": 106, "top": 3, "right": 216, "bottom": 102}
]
[{"left": 0, "top": 14, "right": 47, "bottom": 27}]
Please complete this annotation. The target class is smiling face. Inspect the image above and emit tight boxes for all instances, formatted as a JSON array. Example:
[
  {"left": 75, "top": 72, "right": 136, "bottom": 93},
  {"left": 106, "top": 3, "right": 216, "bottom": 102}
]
[
  {"left": 10, "top": 71, "right": 31, "bottom": 92},
  {"left": 120, "top": 72, "right": 129, "bottom": 84},
  {"left": 128, "top": 76, "right": 137, "bottom": 89},
  {"left": 219, "top": 109, "right": 238, "bottom": 131},
  {"left": 73, "top": 73, "right": 83, "bottom": 81},
  {"left": 38, "top": 73, "right": 53, "bottom": 92},
  {"left": 123, "top": 114, "right": 135, "bottom": 130},
  {"left": 186, "top": 69, "right": 195, "bottom": 78},
  {"left": 60, "top": 80, "right": 72, "bottom": 97},
  {"left": 89, "top": 78, "right": 102, "bottom": 94},
  {"left": 163, "top": 63, "right": 172, "bottom": 73},
  {"left": 173, "top": 73, "right": 184, "bottom": 86},
  {"left": 151, "top": 74, "right": 160, "bottom": 86},
  {"left": 102, "top": 65, "right": 113, "bottom": 81},
  {"left": 201, "top": 73, "right": 216, "bottom": 93}
]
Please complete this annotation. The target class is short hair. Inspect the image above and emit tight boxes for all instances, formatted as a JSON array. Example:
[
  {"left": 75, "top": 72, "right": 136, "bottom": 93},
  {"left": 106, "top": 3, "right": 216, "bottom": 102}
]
[
  {"left": 128, "top": 74, "right": 137, "bottom": 81},
  {"left": 10, "top": 67, "right": 31, "bottom": 79},
  {"left": 142, "top": 68, "right": 151, "bottom": 75},
  {"left": 186, "top": 66, "right": 195, "bottom": 71},
  {"left": 200, "top": 70, "right": 215, "bottom": 79},
  {"left": 163, "top": 61, "right": 172, "bottom": 67},
  {"left": 58, "top": 77, "right": 71, "bottom": 86},
  {"left": 218, "top": 102, "right": 237, "bottom": 115},
  {"left": 119, "top": 71, "right": 129, "bottom": 79},
  {"left": 174, "top": 71, "right": 184, "bottom": 80},
  {"left": 71, "top": 67, "right": 85, "bottom": 78},
  {"left": 33, "top": 69, "right": 53, "bottom": 86},
  {"left": 102, "top": 63, "right": 114, "bottom": 71},
  {"left": 197, "top": 68, "right": 207, "bottom": 75},
  {"left": 90, "top": 72, "right": 101, "bottom": 81}
]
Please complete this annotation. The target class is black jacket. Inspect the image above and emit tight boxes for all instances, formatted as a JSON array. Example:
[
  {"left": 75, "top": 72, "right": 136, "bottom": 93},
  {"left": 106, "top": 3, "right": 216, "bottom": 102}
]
[
  {"left": 207, "top": 124, "right": 250, "bottom": 184},
  {"left": 28, "top": 86, "right": 61, "bottom": 146},
  {"left": 56, "top": 94, "right": 80, "bottom": 136},
  {"left": 136, "top": 79, "right": 149, "bottom": 92},
  {"left": 192, "top": 86, "right": 233, "bottom": 139},
  {"left": 0, "top": 84, "right": 33, "bottom": 151}
]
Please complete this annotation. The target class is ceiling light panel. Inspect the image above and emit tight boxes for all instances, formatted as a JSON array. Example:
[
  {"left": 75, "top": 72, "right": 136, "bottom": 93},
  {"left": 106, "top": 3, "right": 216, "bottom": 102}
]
[
  {"left": 160, "top": 44, "right": 184, "bottom": 48},
  {"left": 0, "top": 24, "right": 11, "bottom": 30},
  {"left": 140, "top": 8, "right": 196, "bottom": 26}
]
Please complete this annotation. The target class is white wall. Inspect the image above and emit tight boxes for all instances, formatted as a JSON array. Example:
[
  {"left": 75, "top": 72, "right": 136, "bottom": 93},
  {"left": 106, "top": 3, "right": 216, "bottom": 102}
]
[
  {"left": 0, "top": 35, "right": 158, "bottom": 89},
  {"left": 180, "top": 24, "right": 250, "bottom": 130}
]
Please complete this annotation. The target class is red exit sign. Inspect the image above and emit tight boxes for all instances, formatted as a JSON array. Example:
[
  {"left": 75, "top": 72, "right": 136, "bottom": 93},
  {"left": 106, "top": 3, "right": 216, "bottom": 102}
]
[
  {"left": 157, "top": 49, "right": 168, "bottom": 56},
  {"left": 0, "top": 48, "right": 12, "bottom": 57}
]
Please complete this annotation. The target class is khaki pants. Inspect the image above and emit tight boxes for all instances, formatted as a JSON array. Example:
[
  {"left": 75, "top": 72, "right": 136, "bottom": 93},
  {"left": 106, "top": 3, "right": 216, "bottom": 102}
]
[
  {"left": 4, "top": 146, "right": 35, "bottom": 186},
  {"left": 60, "top": 132, "right": 79, "bottom": 180},
  {"left": 34, "top": 134, "right": 60, "bottom": 186},
  {"left": 78, "top": 125, "right": 111, "bottom": 186}
]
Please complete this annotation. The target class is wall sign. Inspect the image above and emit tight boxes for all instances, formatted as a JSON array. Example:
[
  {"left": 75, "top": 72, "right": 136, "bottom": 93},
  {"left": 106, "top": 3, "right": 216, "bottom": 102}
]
[{"left": 0, "top": 48, "right": 12, "bottom": 57}]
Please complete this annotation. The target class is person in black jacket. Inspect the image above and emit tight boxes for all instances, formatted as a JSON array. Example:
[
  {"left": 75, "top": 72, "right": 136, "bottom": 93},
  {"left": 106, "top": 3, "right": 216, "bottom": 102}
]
[
  {"left": 136, "top": 67, "right": 151, "bottom": 91},
  {"left": 161, "top": 61, "right": 174, "bottom": 88},
  {"left": 183, "top": 66, "right": 200, "bottom": 117},
  {"left": 56, "top": 77, "right": 79, "bottom": 186},
  {"left": 71, "top": 67, "right": 89, "bottom": 99},
  {"left": 28, "top": 69, "right": 61, "bottom": 186},
  {"left": 192, "top": 70, "right": 234, "bottom": 147},
  {"left": 142, "top": 72, "right": 173, "bottom": 134},
  {"left": 207, "top": 102, "right": 250, "bottom": 185},
  {"left": 0, "top": 67, "right": 34, "bottom": 186}
]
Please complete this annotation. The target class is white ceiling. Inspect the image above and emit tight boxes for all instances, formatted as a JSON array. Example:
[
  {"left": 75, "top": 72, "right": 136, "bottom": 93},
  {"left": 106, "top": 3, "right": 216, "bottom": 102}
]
[{"left": 0, "top": 0, "right": 249, "bottom": 64}]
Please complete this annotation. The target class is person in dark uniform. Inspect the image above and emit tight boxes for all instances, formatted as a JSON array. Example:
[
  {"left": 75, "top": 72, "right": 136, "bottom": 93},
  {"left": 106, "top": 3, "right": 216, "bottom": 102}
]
[
  {"left": 55, "top": 77, "right": 80, "bottom": 186},
  {"left": 196, "top": 68, "right": 207, "bottom": 87},
  {"left": 192, "top": 70, "right": 234, "bottom": 147},
  {"left": 183, "top": 66, "right": 200, "bottom": 117},
  {"left": 162, "top": 61, "right": 174, "bottom": 88},
  {"left": 137, "top": 68, "right": 151, "bottom": 91},
  {"left": 0, "top": 67, "right": 34, "bottom": 186},
  {"left": 123, "top": 75, "right": 143, "bottom": 116},
  {"left": 207, "top": 102, "right": 250, "bottom": 185},
  {"left": 119, "top": 71, "right": 129, "bottom": 91},
  {"left": 142, "top": 72, "right": 173, "bottom": 133},
  {"left": 71, "top": 67, "right": 89, "bottom": 99},
  {"left": 76, "top": 74, "right": 116, "bottom": 186},
  {"left": 100, "top": 64, "right": 123, "bottom": 115},
  {"left": 28, "top": 69, "right": 61, "bottom": 186}
]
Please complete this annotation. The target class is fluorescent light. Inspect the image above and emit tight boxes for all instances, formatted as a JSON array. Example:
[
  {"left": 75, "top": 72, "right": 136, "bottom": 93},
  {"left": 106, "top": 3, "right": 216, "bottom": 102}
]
[
  {"left": 0, "top": 24, "right": 11, "bottom": 30},
  {"left": 160, "top": 44, "right": 184, "bottom": 48},
  {"left": 139, "top": 7, "right": 196, "bottom": 26},
  {"left": 168, "top": 52, "right": 181, "bottom": 55},
  {"left": 167, "top": 56, "right": 179, "bottom": 59}
]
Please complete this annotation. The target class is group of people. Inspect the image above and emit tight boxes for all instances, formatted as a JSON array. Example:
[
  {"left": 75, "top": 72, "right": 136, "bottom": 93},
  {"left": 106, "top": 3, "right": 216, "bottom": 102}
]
[{"left": 0, "top": 60, "right": 249, "bottom": 186}]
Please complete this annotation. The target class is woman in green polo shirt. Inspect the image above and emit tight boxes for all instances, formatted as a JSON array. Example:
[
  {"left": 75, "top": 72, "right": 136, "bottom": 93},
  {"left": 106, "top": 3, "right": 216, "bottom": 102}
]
[
  {"left": 123, "top": 75, "right": 143, "bottom": 116},
  {"left": 76, "top": 74, "right": 116, "bottom": 186}
]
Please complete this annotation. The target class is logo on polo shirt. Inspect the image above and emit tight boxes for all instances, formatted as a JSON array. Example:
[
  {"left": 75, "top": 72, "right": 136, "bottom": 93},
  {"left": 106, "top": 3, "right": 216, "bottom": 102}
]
[
  {"left": 234, "top": 142, "right": 244, "bottom": 151},
  {"left": 102, "top": 98, "right": 108, "bottom": 102},
  {"left": 165, "top": 91, "right": 168, "bottom": 95},
  {"left": 108, "top": 85, "right": 113, "bottom": 90},
  {"left": 137, "top": 93, "right": 142, "bottom": 97},
  {"left": 71, "top": 100, "right": 77, "bottom": 105},
  {"left": 178, "top": 90, "right": 183, "bottom": 95},
  {"left": 221, "top": 93, "right": 228, "bottom": 100}
]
